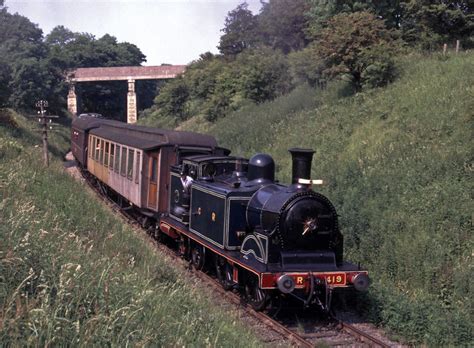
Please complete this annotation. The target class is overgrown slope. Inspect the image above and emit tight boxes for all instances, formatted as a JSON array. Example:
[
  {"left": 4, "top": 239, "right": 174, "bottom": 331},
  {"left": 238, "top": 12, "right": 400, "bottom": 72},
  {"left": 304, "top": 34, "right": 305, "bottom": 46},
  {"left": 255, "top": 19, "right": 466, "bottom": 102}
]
[
  {"left": 0, "top": 111, "right": 260, "bottom": 346},
  {"left": 179, "top": 52, "right": 473, "bottom": 345}
]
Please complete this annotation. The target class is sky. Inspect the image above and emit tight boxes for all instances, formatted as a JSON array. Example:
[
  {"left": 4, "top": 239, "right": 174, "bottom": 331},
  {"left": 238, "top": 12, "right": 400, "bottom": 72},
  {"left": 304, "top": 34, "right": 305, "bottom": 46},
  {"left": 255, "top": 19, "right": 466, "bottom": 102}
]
[{"left": 5, "top": 0, "right": 263, "bottom": 65}]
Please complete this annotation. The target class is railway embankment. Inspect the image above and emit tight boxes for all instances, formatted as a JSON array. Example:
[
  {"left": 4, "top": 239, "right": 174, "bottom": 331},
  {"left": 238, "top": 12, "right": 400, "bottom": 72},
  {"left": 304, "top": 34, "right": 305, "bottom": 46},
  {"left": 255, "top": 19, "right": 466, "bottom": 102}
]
[
  {"left": 175, "top": 52, "right": 473, "bottom": 346},
  {"left": 0, "top": 111, "right": 261, "bottom": 346}
]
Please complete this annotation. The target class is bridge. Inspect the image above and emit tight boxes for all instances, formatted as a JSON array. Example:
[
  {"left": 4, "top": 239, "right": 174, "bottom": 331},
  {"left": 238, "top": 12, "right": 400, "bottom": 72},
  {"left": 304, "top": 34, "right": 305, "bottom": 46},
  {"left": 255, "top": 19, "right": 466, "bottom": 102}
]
[{"left": 67, "top": 65, "right": 186, "bottom": 123}]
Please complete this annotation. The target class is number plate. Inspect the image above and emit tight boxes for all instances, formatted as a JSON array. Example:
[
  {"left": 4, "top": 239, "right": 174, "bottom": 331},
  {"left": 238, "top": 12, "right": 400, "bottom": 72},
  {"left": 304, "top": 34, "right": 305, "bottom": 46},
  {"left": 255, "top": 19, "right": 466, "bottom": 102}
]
[{"left": 322, "top": 273, "right": 346, "bottom": 286}]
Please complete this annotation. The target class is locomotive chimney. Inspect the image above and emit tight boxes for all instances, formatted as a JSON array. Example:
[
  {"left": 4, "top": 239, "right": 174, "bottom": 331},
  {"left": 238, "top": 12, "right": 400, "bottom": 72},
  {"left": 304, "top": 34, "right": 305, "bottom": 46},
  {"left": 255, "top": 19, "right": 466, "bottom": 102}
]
[{"left": 288, "top": 148, "right": 315, "bottom": 188}]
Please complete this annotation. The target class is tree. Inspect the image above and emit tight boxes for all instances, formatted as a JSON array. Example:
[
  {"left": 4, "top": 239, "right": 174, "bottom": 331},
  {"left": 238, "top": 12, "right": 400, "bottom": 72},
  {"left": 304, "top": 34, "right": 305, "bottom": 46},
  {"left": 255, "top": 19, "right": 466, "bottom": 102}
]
[
  {"left": 307, "top": 0, "right": 404, "bottom": 35},
  {"left": 186, "top": 53, "right": 222, "bottom": 99},
  {"left": 218, "top": 2, "right": 259, "bottom": 57},
  {"left": 307, "top": 0, "right": 365, "bottom": 36},
  {"left": 235, "top": 48, "right": 292, "bottom": 102},
  {"left": 45, "top": 29, "right": 147, "bottom": 119},
  {"left": 8, "top": 58, "right": 58, "bottom": 109},
  {"left": 0, "top": 8, "right": 51, "bottom": 110},
  {"left": 400, "top": 0, "right": 474, "bottom": 49},
  {"left": 0, "top": 4, "right": 147, "bottom": 115},
  {"left": 258, "top": 0, "right": 311, "bottom": 53},
  {"left": 0, "top": 9, "right": 45, "bottom": 59},
  {"left": 45, "top": 25, "right": 75, "bottom": 47},
  {"left": 306, "top": 1, "right": 473, "bottom": 49},
  {"left": 288, "top": 47, "right": 326, "bottom": 87},
  {"left": 154, "top": 77, "right": 190, "bottom": 121},
  {"left": 308, "top": 11, "right": 399, "bottom": 90},
  {"left": 0, "top": 55, "right": 11, "bottom": 107}
]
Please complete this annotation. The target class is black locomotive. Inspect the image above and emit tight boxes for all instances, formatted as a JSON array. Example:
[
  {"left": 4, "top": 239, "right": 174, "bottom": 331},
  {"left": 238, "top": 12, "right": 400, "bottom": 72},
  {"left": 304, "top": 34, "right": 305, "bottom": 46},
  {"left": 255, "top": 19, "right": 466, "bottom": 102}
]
[{"left": 71, "top": 116, "right": 369, "bottom": 311}]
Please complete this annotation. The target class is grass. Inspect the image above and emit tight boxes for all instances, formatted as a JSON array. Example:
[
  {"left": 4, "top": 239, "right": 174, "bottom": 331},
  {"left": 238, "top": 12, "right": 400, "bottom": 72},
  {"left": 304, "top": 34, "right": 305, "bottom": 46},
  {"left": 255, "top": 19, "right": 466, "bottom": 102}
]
[
  {"left": 172, "top": 52, "right": 474, "bottom": 345},
  {"left": 0, "top": 109, "right": 261, "bottom": 346}
]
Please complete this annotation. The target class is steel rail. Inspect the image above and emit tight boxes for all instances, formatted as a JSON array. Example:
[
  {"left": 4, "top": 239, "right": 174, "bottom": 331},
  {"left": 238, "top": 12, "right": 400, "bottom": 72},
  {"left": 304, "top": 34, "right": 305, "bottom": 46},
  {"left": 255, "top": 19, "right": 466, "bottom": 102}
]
[
  {"left": 339, "top": 320, "right": 392, "bottom": 348},
  {"left": 198, "top": 272, "right": 313, "bottom": 348}
]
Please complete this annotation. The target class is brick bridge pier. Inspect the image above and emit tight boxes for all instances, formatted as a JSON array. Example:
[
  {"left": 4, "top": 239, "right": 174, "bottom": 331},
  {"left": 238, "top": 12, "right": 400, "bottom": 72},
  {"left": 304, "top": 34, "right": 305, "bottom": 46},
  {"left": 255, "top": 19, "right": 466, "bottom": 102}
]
[{"left": 67, "top": 65, "right": 185, "bottom": 123}]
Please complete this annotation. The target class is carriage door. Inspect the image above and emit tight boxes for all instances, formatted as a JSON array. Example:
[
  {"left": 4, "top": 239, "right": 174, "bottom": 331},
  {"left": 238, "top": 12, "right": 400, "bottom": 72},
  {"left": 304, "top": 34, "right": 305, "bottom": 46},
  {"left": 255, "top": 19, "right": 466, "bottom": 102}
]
[{"left": 148, "top": 154, "right": 159, "bottom": 209}]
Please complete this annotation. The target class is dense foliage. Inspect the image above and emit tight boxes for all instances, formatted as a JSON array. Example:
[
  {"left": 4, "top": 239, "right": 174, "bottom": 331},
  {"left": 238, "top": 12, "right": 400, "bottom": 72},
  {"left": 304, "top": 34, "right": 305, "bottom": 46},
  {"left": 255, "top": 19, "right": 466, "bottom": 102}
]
[
  {"left": 140, "top": 48, "right": 292, "bottom": 126},
  {"left": 0, "top": 2, "right": 147, "bottom": 118},
  {"left": 306, "top": 0, "right": 473, "bottom": 46},
  {"left": 2, "top": 0, "right": 471, "bottom": 122},
  {"left": 178, "top": 53, "right": 474, "bottom": 346},
  {"left": 291, "top": 12, "right": 399, "bottom": 90},
  {"left": 141, "top": 0, "right": 472, "bottom": 126}
]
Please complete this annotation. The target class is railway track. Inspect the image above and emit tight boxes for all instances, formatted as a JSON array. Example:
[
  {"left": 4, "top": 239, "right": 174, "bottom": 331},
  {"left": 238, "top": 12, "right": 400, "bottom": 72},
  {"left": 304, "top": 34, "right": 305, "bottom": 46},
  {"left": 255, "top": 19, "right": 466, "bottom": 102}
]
[{"left": 66, "top": 154, "right": 395, "bottom": 347}]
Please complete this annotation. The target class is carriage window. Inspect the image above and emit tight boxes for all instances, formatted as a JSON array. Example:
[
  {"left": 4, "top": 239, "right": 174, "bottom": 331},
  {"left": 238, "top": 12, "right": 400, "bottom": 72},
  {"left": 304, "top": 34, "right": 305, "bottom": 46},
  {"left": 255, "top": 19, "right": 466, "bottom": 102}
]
[
  {"left": 114, "top": 145, "right": 120, "bottom": 173},
  {"left": 104, "top": 142, "right": 109, "bottom": 167},
  {"left": 121, "top": 147, "right": 127, "bottom": 176},
  {"left": 90, "top": 137, "right": 94, "bottom": 159},
  {"left": 88, "top": 137, "right": 92, "bottom": 158},
  {"left": 99, "top": 140, "right": 105, "bottom": 164},
  {"left": 110, "top": 144, "right": 115, "bottom": 170},
  {"left": 127, "top": 149, "right": 134, "bottom": 180},
  {"left": 95, "top": 138, "right": 100, "bottom": 161},
  {"left": 135, "top": 152, "right": 141, "bottom": 184},
  {"left": 150, "top": 157, "right": 157, "bottom": 183}
]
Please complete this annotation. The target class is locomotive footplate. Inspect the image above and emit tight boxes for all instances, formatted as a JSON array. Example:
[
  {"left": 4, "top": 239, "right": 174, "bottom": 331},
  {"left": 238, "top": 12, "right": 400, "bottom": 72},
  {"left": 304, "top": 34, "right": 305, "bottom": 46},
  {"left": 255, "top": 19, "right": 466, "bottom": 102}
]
[{"left": 160, "top": 217, "right": 369, "bottom": 294}]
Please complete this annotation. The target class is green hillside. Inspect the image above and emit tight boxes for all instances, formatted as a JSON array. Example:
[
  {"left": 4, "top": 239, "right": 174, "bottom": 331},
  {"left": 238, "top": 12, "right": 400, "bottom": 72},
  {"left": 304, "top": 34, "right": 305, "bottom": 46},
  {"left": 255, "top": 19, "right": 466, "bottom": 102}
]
[
  {"left": 179, "top": 52, "right": 474, "bottom": 345},
  {"left": 0, "top": 111, "right": 260, "bottom": 346}
]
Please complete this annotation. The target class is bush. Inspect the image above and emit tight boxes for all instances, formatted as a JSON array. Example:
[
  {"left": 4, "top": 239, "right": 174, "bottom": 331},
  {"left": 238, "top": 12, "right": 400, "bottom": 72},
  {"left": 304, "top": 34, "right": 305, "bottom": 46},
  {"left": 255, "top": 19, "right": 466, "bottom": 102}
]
[
  {"left": 235, "top": 48, "right": 292, "bottom": 103},
  {"left": 0, "top": 108, "right": 19, "bottom": 129}
]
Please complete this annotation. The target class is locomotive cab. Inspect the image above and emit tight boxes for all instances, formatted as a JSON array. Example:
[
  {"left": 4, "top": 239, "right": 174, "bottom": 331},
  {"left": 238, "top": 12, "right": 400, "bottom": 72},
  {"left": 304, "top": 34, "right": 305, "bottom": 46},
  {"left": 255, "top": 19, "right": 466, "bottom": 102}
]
[{"left": 168, "top": 155, "right": 249, "bottom": 224}]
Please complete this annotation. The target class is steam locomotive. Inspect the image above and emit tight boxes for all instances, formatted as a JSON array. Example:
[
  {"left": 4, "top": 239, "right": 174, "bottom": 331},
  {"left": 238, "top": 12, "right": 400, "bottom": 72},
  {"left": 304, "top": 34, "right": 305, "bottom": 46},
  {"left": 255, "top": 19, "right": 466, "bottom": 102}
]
[{"left": 71, "top": 116, "right": 369, "bottom": 311}]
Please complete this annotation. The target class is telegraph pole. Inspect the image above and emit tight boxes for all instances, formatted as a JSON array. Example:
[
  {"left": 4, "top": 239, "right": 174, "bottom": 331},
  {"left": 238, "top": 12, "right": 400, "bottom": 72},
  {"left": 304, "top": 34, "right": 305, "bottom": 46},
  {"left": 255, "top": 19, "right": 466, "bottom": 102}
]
[
  {"left": 34, "top": 100, "right": 58, "bottom": 167},
  {"left": 36, "top": 100, "right": 49, "bottom": 166}
]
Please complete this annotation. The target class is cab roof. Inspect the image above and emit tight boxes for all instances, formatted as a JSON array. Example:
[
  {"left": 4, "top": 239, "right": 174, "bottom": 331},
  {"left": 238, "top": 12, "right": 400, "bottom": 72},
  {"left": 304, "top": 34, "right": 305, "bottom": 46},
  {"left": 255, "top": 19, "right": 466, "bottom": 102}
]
[{"left": 183, "top": 155, "right": 247, "bottom": 163}]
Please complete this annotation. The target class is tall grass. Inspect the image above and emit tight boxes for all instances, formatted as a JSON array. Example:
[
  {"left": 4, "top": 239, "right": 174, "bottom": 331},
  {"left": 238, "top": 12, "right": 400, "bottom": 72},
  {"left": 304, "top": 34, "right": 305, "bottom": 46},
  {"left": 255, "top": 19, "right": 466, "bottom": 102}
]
[
  {"left": 0, "top": 110, "right": 261, "bottom": 346},
  {"left": 178, "top": 52, "right": 474, "bottom": 345}
]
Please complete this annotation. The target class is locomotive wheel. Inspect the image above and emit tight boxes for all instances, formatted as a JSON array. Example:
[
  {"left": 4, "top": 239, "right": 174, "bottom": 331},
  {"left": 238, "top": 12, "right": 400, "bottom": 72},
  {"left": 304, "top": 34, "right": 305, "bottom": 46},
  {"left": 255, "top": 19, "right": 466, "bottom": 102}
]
[
  {"left": 191, "top": 244, "right": 205, "bottom": 270},
  {"left": 267, "top": 294, "right": 283, "bottom": 318},
  {"left": 215, "top": 256, "right": 233, "bottom": 290},
  {"left": 153, "top": 225, "right": 162, "bottom": 242},
  {"left": 178, "top": 237, "right": 188, "bottom": 259},
  {"left": 245, "top": 274, "right": 268, "bottom": 311},
  {"left": 140, "top": 216, "right": 151, "bottom": 230}
]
